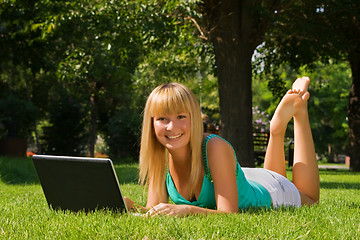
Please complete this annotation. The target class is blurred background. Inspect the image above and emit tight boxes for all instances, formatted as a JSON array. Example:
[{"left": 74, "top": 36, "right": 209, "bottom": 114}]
[{"left": 0, "top": 0, "right": 358, "bottom": 170}]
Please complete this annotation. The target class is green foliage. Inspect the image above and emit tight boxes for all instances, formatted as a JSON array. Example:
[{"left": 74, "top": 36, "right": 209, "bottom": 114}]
[
  {"left": 0, "top": 93, "right": 38, "bottom": 139},
  {"left": 103, "top": 107, "right": 141, "bottom": 159},
  {"left": 40, "top": 88, "right": 89, "bottom": 156},
  {"left": 185, "top": 74, "right": 219, "bottom": 122},
  {"left": 49, "top": 0, "right": 213, "bottom": 158},
  {"left": 0, "top": 67, "right": 39, "bottom": 139},
  {"left": 252, "top": 60, "right": 351, "bottom": 160},
  {"left": 132, "top": 1, "right": 215, "bottom": 91},
  {"left": 49, "top": 0, "right": 146, "bottom": 156},
  {"left": 300, "top": 61, "right": 351, "bottom": 160},
  {"left": 260, "top": 0, "right": 358, "bottom": 70},
  {"left": 252, "top": 68, "right": 275, "bottom": 113},
  {"left": 0, "top": 0, "right": 51, "bottom": 72},
  {"left": 1, "top": 0, "right": 207, "bottom": 158}
]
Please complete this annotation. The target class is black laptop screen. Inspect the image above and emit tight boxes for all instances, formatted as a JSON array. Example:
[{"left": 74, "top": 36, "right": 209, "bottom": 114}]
[{"left": 32, "top": 155, "right": 127, "bottom": 213}]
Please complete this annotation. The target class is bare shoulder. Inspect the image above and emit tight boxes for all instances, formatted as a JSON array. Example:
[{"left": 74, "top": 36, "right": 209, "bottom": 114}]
[
  {"left": 206, "top": 135, "right": 236, "bottom": 168},
  {"left": 206, "top": 135, "right": 234, "bottom": 154}
]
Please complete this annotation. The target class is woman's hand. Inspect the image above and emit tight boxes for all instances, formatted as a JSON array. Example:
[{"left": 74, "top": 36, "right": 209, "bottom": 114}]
[
  {"left": 123, "top": 196, "right": 136, "bottom": 211},
  {"left": 145, "top": 203, "right": 191, "bottom": 217},
  {"left": 124, "top": 196, "right": 148, "bottom": 213}
]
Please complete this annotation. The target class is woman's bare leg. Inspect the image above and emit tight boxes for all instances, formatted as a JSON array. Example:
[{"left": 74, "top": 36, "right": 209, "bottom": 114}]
[
  {"left": 292, "top": 78, "right": 320, "bottom": 204},
  {"left": 264, "top": 77, "right": 320, "bottom": 205},
  {"left": 264, "top": 89, "right": 310, "bottom": 178}
]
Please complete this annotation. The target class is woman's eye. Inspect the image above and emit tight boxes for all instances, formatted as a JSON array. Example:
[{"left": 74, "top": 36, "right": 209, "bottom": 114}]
[{"left": 178, "top": 115, "right": 186, "bottom": 119}]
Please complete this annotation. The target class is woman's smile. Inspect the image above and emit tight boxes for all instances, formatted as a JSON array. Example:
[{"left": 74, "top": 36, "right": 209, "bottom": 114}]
[
  {"left": 166, "top": 133, "right": 183, "bottom": 139},
  {"left": 153, "top": 112, "right": 191, "bottom": 150}
]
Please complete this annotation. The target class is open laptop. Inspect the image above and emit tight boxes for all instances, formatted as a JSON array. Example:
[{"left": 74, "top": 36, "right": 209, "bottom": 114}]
[{"left": 32, "top": 155, "right": 128, "bottom": 213}]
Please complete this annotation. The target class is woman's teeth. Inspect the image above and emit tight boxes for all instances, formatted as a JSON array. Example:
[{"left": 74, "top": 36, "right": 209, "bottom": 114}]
[{"left": 167, "top": 134, "right": 182, "bottom": 139}]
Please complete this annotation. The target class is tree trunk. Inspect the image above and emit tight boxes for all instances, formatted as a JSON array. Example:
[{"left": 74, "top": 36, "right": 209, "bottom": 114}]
[
  {"left": 202, "top": 0, "right": 266, "bottom": 166},
  {"left": 25, "top": 74, "right": 42, "bottom": 154},
  {"left": 348, "top": 50, "right": 360, "bottom": 171},
  {"left": 88, "top": 95, "right": 98, "bottom": 157},
  {"left": 214, "top": 43, "right": 255, "bottom": 167}
]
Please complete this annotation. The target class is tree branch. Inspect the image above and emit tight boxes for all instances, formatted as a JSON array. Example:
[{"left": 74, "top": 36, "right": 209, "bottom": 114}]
[{"left": 185, "top": 16, "right": 209, "bottom": 40}]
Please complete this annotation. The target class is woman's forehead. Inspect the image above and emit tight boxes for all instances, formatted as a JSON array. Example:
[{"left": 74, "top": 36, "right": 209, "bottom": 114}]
[
  {"left": 150, "top": 96, "right": 189, "bottom": 116},
  {"left": 151, "top": 103, "right": 189, "bottom": 116}
]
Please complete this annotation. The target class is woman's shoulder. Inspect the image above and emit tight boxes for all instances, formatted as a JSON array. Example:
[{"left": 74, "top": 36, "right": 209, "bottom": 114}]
[
  {"left": 202, "top": 134, "right": 238, "bottom": 182},
  {"left": 203, "top": 134, "right": 234, "bottom": 154}
]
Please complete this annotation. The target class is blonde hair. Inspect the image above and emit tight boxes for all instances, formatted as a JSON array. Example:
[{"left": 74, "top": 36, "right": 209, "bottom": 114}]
[{"left": 139, "top": 82, "right": 203, "bottom": 198}]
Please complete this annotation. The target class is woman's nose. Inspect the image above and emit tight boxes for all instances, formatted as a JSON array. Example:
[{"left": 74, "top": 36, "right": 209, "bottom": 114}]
[{"left": 166, "top": 121, "right": 174, "bottom": 130}]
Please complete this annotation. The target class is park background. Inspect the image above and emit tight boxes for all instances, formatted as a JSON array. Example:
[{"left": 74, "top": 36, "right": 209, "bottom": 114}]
[
  {"left": 0, "top": 1, "right": 360, "bottom": 239},
  {"left": 1, "top": 0, "right": 359, "bottom": 170}
]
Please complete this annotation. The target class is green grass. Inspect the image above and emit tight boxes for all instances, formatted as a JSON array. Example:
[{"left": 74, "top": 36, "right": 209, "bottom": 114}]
[{"left": 1, "top": 157, "right": 359, "bottom": 239}]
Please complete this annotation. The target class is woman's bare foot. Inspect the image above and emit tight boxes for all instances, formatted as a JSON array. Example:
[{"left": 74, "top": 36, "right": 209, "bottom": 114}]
[
  {"left": 292, "top": 76, "right": 310, "bottom": 92},
  {"left": 270, "top": 90, "right": 310, "bottom": 135}
]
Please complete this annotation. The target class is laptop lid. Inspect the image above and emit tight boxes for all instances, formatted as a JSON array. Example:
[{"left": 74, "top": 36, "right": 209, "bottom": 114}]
[{"left": 32, "top": 155, "right": 127, "bottom": 213}]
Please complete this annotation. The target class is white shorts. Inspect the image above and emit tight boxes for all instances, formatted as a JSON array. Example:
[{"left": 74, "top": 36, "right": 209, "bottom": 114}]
[{"left": 242, "top": 168, "right": 301, "bottom": 208}]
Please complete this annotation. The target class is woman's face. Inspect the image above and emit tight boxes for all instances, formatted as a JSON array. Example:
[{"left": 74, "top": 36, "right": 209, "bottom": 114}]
[{"left": 153, "top": 112, "right": 191, "bottom": 151}]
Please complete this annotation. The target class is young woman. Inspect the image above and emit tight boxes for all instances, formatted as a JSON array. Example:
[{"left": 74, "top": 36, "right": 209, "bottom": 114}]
[{"left": 124, "top": 77, "right": 320, "bottom": 217}]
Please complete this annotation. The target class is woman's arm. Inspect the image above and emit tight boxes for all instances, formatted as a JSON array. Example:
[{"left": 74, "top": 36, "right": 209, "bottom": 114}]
[
  {"left": 206, "top": 136, "right": 239, "bottom": 213},
  {"left": 125, "top": 178, "right": 169, "bottom": 214},
  {"left": 146, "top": 179, "right": 169, "bottom": 208},
  {"left": 145, "top": 203, "right": 233, "bottom": 217}
]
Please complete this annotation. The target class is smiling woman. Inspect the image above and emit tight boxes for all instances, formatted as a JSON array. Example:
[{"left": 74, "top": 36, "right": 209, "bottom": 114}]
[
  {"left": 153, "top": 112, "right": 191, "bottom": 150},
  {"left": 138, "top": 83, "right": 204, "bottom": 207},
  {"left": 124, "top": 78, "right": 320, "bottom": 217}
]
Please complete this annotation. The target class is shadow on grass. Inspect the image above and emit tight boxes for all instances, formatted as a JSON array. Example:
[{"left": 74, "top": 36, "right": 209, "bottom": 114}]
[
  {"left": 0, "top": 157, "right": 139, "bottom": 185},
  {"left": 319, "top": 169, "right": 360, "bottom": 189},
  {"left": 114, "top": 164, "right": 139, "bottom": 184},
  {"left": 0, "top": 157, "right": 39, "bottom": 185},
  {"left": 320, "top": 181, "right": 360, "bottom": 190},
  {"left": 318, "top": 168, "right": 358, "bottom": 175}
]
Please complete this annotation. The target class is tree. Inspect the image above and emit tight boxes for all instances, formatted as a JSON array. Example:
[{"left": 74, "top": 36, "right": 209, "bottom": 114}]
[
  {"left": 300, "top": 62, "right": 351, "bottom": 162},
  {"left": 197, "top": 1, "right": 287, "bottom": 166},
  {"left": 0, "top": 0, "right": 57, "bottom": 154},
  {"left": 40, "top": 88, "right": 89, "bottom": 156},
  {"left": 260, "top": 0, "right": 360, "bottom": 171},
  {"left": 252, "top": 60, "right": 352, "bottom": 162},
  {"left": 1, "top": 0, "right": 215, "bottom": 158},
  {"left": 38, "top": 0, "right": 209, "bottom": 158},
  {"left": 51, "top": 0, "right": 143, "bottom": 157}
]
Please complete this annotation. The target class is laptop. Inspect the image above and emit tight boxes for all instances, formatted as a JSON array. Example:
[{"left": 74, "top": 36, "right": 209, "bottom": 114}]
[{"left": 32, "top": 155, "right": 128, "bottom": 213}]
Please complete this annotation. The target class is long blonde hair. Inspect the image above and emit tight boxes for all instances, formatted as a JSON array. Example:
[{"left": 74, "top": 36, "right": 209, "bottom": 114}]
[{"left": 139, "top": 82, "right": 203, "bottom": 198}]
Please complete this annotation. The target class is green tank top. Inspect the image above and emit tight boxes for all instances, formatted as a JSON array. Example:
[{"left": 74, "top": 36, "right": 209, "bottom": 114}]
[{"left": 166, "top": 134, "right": 272, "bottom": 209}]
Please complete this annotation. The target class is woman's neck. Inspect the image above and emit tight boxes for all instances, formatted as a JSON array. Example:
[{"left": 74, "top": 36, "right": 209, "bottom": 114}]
[{"left": 168, "top": 146, "right": 191, "bottom": 171}]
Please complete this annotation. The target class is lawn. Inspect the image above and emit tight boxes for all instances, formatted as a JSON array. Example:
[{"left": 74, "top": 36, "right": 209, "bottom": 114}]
[{"left": 0, "top": 157, "right": 359, "bottom": 239}]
